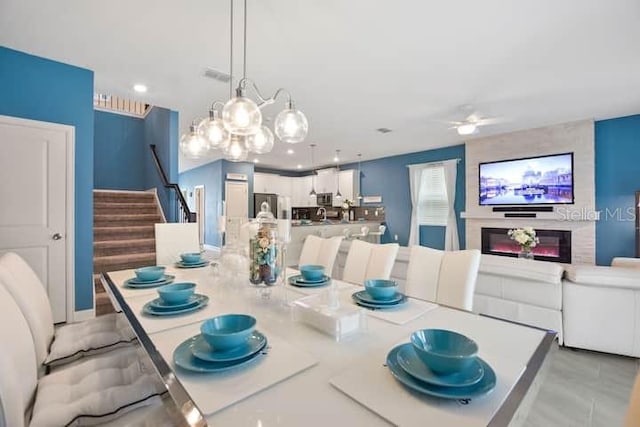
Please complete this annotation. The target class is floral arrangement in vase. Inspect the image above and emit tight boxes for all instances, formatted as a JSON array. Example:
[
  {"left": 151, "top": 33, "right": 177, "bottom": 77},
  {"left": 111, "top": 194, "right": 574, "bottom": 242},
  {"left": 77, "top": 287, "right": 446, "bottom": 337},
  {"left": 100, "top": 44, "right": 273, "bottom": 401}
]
[
  {"left": 249, "top": 225, "right": 279, "bottom": 285},
  {"left": 341, "top": 199, "right": 353, "bottom": 222},
  {"left": 507, "top": 227, "right": 539, "bottom": 259}
]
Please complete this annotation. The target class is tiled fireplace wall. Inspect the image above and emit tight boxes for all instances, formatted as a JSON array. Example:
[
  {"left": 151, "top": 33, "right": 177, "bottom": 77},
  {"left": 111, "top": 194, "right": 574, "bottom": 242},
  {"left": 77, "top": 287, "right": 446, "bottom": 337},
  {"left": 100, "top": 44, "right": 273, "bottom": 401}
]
[{"left": 464, "top": 120, "right": 596, "bottom": 265}]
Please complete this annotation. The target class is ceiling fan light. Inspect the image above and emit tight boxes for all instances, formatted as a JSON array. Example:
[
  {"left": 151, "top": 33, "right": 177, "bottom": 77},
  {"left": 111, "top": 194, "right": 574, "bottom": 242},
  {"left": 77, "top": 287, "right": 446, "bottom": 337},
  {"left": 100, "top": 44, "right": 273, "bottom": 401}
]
[
  {"left": 457, "top": 123, "right": 477, "bottom": 136},
  {"left": 222, "top": 95, "right": 262, "bottom": 135},
  {"left": 246, "top": 125, "right": 274, "bottom": 154},
  {"left": 275, "top": 107, "right": 308, "bottom": 143},
  {"left": 180, "top": 124, "right": 211, "bottom": 159}
]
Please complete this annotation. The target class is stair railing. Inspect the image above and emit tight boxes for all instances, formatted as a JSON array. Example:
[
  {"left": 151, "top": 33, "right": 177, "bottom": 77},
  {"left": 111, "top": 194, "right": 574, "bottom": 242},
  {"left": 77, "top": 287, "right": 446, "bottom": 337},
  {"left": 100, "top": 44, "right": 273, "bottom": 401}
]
[{"left": 149, "top": 144, "right": 196, "bottom": 223}]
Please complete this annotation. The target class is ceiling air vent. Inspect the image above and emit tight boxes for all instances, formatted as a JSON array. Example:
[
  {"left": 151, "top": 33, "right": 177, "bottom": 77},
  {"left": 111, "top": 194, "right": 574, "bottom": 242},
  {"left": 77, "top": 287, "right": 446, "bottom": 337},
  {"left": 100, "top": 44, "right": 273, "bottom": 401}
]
[
  {"left": 204, "top": 67, "right": 231, "bottom": 83},
  {"left": 376, "top": 127, "right": 392, "bottom": 134}
]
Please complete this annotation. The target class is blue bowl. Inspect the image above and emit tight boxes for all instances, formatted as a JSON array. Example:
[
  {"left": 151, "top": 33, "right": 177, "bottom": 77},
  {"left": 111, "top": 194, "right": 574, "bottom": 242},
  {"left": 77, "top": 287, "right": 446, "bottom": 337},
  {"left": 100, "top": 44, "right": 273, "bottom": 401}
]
[
  {"left": 201, "top": 314, "right": 257, "bottom": 351},
  {"left": 157, "top": 282, "right": 196, "bottom": 305},
  {"left": 411, "top": 329, "right": 478, "bottom": 375},
  {"left": 134, "top": 266, "right": 166, "bottom": 282},
  {"left": 300, "top": 264, "right": 325, "bottom": 281},
  {"left": 180, "top": 252, "right": 202, "bottom": 264},
  {"left": 364, "top": 279, "right": 398, "bottom": 300}
]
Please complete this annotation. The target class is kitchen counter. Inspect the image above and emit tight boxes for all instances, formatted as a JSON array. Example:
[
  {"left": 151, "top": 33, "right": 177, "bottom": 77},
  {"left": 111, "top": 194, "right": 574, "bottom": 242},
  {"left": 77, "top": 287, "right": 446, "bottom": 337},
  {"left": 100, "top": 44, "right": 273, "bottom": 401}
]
[{"left": 292, "top": 220, "right": 381, "bottom": 227}]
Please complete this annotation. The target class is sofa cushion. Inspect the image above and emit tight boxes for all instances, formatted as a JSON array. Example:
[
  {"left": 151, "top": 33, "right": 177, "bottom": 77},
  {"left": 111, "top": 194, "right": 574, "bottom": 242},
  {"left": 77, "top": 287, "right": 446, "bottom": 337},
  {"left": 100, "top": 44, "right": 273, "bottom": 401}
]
[
  {"left": 476, "top": 273, "right": 562, "bottom": 310},
  {"left": 479, "top": 254, "right": 563, "bottom": 284},
  {"left": 565, "top": 265, "right": 640, "bottom": 290}
]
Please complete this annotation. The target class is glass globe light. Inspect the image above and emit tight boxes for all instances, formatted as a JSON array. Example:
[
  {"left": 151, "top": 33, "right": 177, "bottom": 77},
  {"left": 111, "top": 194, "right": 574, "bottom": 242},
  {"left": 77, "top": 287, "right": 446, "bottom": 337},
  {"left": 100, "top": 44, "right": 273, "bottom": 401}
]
[
  {"left": 180, "top": 123, "right": 211, "bottom": 159},
  {"left": 222, "top": 90, "right": 262, "bottom": 135},
  {"left": 222, "top": 135, "right": 249, "bottom": 162},
  {"left": 275, "top": 102, "right": 308, "bottom": 143},
  {"left": 246, "top": 126, "right": 274, "bottom": 154},
  {"left": 198, "top": 110, "right": 229, "bottom": 148}
]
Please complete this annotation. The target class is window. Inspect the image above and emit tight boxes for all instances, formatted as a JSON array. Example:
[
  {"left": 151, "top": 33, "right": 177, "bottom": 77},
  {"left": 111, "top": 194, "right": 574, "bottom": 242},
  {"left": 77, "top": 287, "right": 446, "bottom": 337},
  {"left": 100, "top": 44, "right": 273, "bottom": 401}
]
[{"left": 417, "top": 165, "right": 449, "bottom": 226}]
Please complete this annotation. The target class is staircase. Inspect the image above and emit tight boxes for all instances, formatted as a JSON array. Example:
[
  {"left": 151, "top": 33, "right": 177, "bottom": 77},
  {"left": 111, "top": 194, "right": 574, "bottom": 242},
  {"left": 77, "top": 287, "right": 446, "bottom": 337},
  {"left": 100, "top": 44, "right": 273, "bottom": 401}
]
[{"left": 93, "top": 190, "right": 165, "bottom": 315}]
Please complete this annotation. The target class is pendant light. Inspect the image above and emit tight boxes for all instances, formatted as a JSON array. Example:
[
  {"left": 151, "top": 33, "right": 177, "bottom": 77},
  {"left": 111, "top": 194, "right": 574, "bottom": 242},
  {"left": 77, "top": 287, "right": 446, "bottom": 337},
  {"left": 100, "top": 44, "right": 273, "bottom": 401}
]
[
  {"left": 180, "top": 120, "right": 211, "bottom": 159},
  {"left": 334, "top": 149, "right": 342, "bottom": 200},
  {"left": 183, "top": 0, "right": 310, "bottom": 162},
  {"left": 309, "top": 144, "right": 317, "bottom": 197},
  {"left": 356, "top": 153, "right": 363, "bottom": 200}
]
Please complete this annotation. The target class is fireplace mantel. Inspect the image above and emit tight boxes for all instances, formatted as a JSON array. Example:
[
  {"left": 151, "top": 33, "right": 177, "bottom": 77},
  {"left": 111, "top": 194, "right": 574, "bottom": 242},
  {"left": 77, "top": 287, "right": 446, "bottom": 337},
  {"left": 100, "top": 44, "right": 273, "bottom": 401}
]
[{"left": 460, "top": 210, "right": 600, "bottom": 222}]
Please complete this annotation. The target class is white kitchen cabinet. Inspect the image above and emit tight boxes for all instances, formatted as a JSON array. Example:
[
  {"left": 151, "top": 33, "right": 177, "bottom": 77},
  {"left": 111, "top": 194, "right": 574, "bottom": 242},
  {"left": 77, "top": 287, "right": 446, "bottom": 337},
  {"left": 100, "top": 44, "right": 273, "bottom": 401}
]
[
  {"left": 332, "top": 170, "right": 359, "bottom": 207},
  {"left": 254, "top": 173, "right": 291, "bottom": 196},
  {"left": 315, "top": 169, "right": 336, "bottom": 194}
]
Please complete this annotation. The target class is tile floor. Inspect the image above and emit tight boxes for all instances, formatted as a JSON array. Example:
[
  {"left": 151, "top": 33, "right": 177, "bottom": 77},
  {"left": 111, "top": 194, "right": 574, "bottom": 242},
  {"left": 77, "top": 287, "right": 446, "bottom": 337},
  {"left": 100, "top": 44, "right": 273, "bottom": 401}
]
[{"left": 524, "top": 343, "right": 639, "bottom": 427}]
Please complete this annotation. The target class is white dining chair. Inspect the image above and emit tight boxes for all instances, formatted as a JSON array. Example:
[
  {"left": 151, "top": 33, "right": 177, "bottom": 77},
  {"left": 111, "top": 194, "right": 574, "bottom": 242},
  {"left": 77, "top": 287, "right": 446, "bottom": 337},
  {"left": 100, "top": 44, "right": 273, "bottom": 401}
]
[
  {"left": 342, "top": 240, "right": 399, "bottom": 285},
  {"left": 0, "top": 252, "right": 135, "bottom": 372},
  {"left": 0, "top": 281, "right": 164, "bottom": 427},
  {"left": 155, "top": 222, "right": 200, "bottom": 265},
  {"left": 298, "top": 235, "right": 344, "bottom": 275},
  {"left": 405, "top": 246, "right": 480, "bottom": 311},
  {"left": 437, "top": 249, "right": 481, "bottom": 310},
  {"left": 404, "top": 245, "right": 444, "bottom": 302}
]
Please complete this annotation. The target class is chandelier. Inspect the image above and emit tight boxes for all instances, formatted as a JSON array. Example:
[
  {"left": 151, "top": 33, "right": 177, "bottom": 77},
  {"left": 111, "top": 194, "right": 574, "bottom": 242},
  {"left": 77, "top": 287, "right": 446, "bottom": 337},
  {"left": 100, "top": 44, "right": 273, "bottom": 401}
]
[{"left": 180, "top": 0, "right": 309, "bottom": 162}]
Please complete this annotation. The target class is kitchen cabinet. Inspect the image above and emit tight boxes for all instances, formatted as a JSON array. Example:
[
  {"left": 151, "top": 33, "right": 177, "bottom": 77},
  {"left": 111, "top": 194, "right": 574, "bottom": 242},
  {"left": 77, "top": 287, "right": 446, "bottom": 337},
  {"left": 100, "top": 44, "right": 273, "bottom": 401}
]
[
  {"left": 332, "top": 170, "right": 360, "bottom": 207},
  {"left": 315, "top": 169, "right": 336, "bottom": 194},
  {"left": 253, "top": 173, "right": 290, "bottom": 196},
  {"left": 292, "top": 176, "right": 314, "bottom": 207}
]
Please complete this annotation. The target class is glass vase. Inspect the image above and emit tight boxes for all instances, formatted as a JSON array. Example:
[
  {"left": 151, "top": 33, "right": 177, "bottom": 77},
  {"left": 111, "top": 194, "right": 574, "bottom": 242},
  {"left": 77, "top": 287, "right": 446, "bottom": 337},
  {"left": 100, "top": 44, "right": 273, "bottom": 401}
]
[{"left": 518, "top": 248, "right": 535, "bottom": 260}]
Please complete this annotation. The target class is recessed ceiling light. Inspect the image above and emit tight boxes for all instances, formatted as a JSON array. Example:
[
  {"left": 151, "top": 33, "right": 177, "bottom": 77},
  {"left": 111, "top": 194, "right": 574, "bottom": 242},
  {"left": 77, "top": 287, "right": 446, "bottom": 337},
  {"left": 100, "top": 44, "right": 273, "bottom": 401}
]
[
  {"left": 133, "top": 84, "right": 148, "bottom": 93},
  {"left": 457, "top": 123, "right": 477, "bottom": 135},
  {"left": 287, "top": 149, "right": 294, "bottom": 155},
  {"left": 297, "top": 164, "right": 302, "bottom": 169},
  {"left": 253, "top": 158, "right": 259, "bottom": 163},
  {"left": 333, "top": 156, "right": 340, "bottom": 162}
]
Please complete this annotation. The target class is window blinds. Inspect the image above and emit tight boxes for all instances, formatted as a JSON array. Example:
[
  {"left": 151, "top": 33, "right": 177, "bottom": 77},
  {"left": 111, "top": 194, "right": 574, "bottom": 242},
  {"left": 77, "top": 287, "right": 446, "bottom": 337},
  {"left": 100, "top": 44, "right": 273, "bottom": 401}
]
[{"left": 418, "top": 165, "right": 449, "bottom": 226}]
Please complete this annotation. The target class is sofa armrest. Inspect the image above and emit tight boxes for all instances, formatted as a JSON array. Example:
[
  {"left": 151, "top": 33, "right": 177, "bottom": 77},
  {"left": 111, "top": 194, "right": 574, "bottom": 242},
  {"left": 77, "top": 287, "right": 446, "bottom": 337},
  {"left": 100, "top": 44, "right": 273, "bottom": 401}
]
[
  {"left": 612, "top": 257, "right": 640, "bottom": 269},
  {"left": 479, "top": 254, "right": 563, "bottom": 284},
  {"left": 565, "top": 265, "right": 640, "bottom": 290}
]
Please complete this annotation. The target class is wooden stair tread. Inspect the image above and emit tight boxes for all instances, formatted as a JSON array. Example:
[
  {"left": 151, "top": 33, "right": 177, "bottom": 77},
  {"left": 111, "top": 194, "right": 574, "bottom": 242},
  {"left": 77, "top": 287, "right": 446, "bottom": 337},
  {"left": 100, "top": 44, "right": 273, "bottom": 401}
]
[{"left": 94, "top": 238, "right": 156, "bottom": 248}]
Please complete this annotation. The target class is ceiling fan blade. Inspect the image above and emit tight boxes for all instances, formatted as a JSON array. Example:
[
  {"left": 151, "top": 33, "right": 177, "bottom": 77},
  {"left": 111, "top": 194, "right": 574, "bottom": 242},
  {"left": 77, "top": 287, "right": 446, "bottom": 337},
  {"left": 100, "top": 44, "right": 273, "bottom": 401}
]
[{"left": 475, "top": 117, "right": 504, "bottom": 126}]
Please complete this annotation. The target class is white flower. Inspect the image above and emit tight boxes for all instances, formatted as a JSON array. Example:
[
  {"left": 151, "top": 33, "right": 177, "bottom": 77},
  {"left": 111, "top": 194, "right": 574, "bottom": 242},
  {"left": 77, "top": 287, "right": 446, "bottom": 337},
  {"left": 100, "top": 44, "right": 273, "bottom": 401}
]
[{"left": 508, "top": 227, "right": 539, "bottom": 248}]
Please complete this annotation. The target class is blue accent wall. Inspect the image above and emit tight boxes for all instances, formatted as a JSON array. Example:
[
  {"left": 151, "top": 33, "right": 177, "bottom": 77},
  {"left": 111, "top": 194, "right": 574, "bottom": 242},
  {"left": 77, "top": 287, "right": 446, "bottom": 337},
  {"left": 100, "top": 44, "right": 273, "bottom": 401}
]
[
  {"left": 0, "top": 46, "right": 94, "bottom": 310},
  {"left": 94, "top": 111, "right": 145, "bottom": 190},
  {"left": 144, "top": 107, "right": 179, "bottom": 221},
  {"left": 595, "top": 114, "right": 640, "bottom": 265},
  {"left": 179, "top": 160, "right": 224, "bottom": 246},
  {"left": 342, "top": 144, "right": 466, "bottom": 248}
]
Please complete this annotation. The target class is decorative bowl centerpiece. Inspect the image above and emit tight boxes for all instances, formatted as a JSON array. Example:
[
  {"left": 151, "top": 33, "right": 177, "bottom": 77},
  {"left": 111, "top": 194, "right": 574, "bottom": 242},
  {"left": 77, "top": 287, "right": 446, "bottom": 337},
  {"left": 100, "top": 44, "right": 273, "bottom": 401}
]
[
  {"left": 364, "top": 279, "right": 398, "bottom": 300},
  {"left": 410, "top": 329, "right": 478, "bottom": 375},
  {"left": 300, "top": 264, "right": 325, "bottom": 281},
  {"left": 157, "top": 282, "right": 196, "bottom": 305},
  {"left": 134, "top": 266, "right": 166, "bottom": 282},
  {"left": 201, "top": 314, "right": 257, "bottom": 351}
]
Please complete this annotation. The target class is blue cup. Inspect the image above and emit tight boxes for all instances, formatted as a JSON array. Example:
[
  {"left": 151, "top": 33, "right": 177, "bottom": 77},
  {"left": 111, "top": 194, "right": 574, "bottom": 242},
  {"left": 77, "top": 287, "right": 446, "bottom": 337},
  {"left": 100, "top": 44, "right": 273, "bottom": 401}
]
[
  {"left": 411, "top": 329, "right": 478, "bottom": 375},
  {"left": 201, "top": 314, "right": 257, "bottom": 351}
]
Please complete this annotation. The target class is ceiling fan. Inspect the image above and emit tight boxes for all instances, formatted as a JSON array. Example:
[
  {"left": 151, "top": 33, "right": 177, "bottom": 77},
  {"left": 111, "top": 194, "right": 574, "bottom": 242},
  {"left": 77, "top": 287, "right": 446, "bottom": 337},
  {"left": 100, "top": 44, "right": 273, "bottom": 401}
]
[{"left": 445, "top": 112, "right": 503, "bottom": 136}]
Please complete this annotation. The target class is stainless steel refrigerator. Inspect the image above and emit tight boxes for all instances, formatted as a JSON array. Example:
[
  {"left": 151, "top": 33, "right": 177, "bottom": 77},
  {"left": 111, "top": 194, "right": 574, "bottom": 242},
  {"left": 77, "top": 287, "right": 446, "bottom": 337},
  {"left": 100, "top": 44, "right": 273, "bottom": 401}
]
[{"left": 253, "top": 193, "right": 278, "bottom": 218}]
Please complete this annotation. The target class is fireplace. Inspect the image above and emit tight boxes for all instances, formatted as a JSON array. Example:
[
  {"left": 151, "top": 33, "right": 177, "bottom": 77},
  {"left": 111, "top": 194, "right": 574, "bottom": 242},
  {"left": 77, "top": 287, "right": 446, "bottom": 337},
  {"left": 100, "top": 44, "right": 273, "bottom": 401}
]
[{"left": 481, "top": 227, "right": 572, "bottom": 263}]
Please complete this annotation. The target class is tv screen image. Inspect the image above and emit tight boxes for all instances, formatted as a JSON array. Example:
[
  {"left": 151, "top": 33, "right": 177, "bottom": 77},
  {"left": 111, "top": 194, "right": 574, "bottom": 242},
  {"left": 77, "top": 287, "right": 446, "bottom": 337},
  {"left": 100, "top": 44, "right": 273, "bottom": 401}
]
[{"left": 479, "top": 153, "right": 574, "bottom": 205}]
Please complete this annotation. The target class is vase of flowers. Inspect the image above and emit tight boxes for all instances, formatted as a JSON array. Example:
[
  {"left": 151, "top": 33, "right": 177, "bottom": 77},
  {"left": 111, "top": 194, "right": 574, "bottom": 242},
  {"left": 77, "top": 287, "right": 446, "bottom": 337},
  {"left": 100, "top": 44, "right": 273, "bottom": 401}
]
[
  {"left": 507, "top": 227, "right": 539, "bottom": 260},
  {"left": 341, "top": 199, "right": 353, "bottom": 222}
]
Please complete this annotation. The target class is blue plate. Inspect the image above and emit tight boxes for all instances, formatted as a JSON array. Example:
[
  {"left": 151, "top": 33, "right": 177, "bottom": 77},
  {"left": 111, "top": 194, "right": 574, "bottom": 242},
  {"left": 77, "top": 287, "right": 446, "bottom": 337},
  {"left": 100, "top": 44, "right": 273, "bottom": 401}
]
[
  {"left": 174, "top": 335, "right": 266, "bottom": 372},
  {"left": 175, "top": 261, "right": 209, "bottom": 269},
  {"left": 352, "top": 294, "right": 407, "bottom": 309},
  {"left": 190, "top": 330, "right": 267, "bottom": 362},
  {"left": 288, "top": 274, "right": 330, "bottom": 287},
  {"left": 125, "top": 275, "right": 175, "bottom": 288},
  {"left": 396, "top": 343, "right": 484, "bottom": 387},
  {"left": 147, "top": 294, "right": 205, "bottom": 311},
  {"left": 142, "top": 295, "right": 209, "bottom": 316},
  {"left": 353, "top": 290, "right": 404, "bottom": 305},
  {"left": 387, "top": 344, "right": 496, "bottom": 400}
]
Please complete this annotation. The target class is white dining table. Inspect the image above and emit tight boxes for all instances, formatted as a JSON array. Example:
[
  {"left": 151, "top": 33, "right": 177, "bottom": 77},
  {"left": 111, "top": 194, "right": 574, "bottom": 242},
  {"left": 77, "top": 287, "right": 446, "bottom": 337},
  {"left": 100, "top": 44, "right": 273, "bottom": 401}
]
[{"left": 102, "top": 264, "right": 555, "bottom": 427}]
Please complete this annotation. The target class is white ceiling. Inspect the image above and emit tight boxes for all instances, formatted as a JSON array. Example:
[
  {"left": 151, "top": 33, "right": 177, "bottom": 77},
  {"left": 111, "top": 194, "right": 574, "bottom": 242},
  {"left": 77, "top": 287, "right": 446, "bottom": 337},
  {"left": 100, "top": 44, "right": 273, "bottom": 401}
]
[{"left": 1, "top": 0, "right": 639, "bottom": 172}]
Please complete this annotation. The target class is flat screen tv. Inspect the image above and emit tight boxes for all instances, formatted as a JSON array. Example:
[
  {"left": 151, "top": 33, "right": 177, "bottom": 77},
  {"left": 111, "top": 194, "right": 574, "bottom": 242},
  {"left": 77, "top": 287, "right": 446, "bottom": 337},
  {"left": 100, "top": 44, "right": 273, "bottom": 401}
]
[{"left": 479, "top": 152, "right": 574, "bottom": 206}]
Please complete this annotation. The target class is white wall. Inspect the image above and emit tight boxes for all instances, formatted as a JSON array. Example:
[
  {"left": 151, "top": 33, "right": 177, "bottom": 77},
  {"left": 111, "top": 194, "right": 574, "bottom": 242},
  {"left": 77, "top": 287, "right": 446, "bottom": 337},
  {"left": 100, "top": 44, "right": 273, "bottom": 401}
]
[{"left": 464, "top": 120, "right": 596, "bottom": 264}]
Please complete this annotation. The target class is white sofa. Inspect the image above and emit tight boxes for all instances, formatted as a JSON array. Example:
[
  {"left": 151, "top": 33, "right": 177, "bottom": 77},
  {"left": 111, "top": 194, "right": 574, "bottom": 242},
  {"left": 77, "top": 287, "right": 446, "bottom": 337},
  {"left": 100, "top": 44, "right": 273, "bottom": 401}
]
[
  {"left": 562, "top": 258, "right": 640, "bottom": 358},
  {"left": 473, "top": 254, "right": 565, "bottom": 344}
]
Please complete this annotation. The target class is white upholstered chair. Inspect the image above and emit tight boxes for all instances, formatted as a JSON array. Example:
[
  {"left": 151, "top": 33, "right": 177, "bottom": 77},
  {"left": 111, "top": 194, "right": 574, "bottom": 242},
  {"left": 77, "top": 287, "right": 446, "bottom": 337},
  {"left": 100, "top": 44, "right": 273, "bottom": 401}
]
[
  {"left": 0, "top": 252, "right": 135, "bottom": 372},
  {"left": 342, "top": 240, "right": 399, "bottom": 285},
  {"left": 0, "top": 281, "right": 164, "bottom": 427},
  {"left": 155, "top": 222, "right": 200, "bottom": 266},
  {"left": 298, "top": 235, "right": 344, "bottom": 275},
  {"left": 405, "top": 246, "right": 481, "bottom": 311}
]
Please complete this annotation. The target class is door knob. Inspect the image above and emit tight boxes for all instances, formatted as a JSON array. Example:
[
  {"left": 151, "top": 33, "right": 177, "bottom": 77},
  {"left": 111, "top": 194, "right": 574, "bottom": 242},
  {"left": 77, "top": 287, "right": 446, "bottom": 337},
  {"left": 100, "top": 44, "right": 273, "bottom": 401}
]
[{"left": 52, "top": 233, "right": 62, "bottom": 241}]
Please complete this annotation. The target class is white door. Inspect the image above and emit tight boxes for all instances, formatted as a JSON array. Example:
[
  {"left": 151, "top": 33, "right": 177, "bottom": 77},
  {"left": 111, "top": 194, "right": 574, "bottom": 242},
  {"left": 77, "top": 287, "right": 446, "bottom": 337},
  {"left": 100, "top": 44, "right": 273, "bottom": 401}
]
[
  {"left": 224, "top": 180, "right": 248, "bottom": 244},
  {"left": 0, "top": 115, "right": 74, "bottom": 323},
  {"left": 194, "top": 185, "right": 205, "bottom": 247}
]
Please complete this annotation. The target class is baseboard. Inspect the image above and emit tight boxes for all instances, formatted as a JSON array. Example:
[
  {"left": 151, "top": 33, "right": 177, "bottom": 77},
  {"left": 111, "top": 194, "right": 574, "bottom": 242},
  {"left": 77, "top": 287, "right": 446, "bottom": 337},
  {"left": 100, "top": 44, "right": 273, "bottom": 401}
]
[{"left": 72, "top": 308, "right": 96, "bottom": 322}]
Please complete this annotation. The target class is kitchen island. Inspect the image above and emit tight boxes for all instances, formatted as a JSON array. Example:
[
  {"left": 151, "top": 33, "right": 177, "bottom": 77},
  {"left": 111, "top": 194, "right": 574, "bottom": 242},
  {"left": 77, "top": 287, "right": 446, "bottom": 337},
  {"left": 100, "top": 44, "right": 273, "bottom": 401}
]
[{"left": 287, "top": 221, "right": 383, "bottom": 267}]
